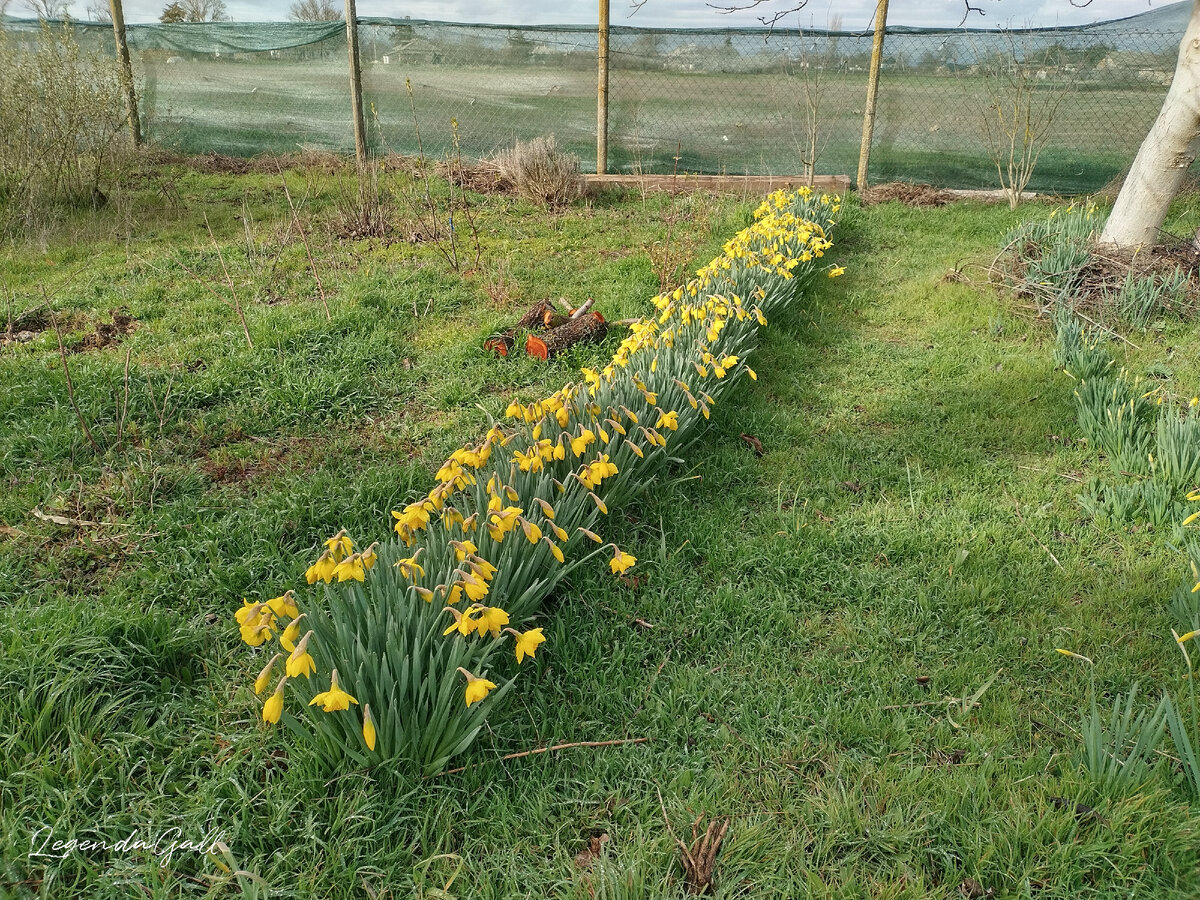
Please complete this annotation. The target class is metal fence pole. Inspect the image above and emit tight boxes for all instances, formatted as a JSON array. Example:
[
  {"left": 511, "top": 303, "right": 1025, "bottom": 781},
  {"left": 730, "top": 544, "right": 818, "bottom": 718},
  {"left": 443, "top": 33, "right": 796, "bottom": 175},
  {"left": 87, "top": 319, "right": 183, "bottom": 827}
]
[
  {"left": 856, "top": 0, "right": 890, "bottom": 190},
  {"left": 597, "top": 0, "right": 610, "bottom": 175},
  {"left": 108, "top": 0, "right": 140, "bottom": 148},
  {"left": 344, "top": 0, "right": 368, "bottom": 166}
]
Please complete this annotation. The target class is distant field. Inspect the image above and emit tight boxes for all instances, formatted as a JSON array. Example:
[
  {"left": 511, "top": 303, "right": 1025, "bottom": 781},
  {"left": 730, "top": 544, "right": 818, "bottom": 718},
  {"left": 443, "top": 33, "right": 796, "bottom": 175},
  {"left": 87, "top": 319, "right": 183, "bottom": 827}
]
[{"left": 139, "top": 58, "right": 1166, "bottom": 191}]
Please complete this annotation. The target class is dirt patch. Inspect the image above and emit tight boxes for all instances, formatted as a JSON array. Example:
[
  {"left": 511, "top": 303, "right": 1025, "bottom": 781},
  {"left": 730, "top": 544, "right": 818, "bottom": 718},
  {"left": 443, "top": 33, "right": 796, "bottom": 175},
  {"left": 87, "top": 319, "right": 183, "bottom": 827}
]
[
  {"left": 2, "top": 303, "right": 52, "bottom": 347},
  {"left": 860, "top": 182, "right": 951, "bottom": 208},
  {"left": 74, "top": 312, "right": 137, "bottom": 352},
  {"left": 166, "top": 149, "right": 348, "bottom": 177}
]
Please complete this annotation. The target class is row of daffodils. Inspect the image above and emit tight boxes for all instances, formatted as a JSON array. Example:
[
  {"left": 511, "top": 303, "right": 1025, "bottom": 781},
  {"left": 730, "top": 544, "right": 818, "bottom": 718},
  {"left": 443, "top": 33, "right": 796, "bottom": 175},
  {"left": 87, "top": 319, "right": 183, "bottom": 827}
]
[{"left": 235, "top": 188, "right": 844, "bottom": 772}]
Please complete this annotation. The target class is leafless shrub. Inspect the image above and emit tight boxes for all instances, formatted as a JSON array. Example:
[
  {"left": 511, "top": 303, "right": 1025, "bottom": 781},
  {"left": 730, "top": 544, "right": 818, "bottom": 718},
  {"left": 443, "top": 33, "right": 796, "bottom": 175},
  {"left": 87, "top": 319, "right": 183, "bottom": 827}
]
[
  {"left": 492, "top": 136, "right": 584, "bottom": 207},
  {"left": 971, "top": 32, "right": 1072, "bottom": 209},
  {"left": 0, "top": 22, "right": 136, "bottom": 235}
]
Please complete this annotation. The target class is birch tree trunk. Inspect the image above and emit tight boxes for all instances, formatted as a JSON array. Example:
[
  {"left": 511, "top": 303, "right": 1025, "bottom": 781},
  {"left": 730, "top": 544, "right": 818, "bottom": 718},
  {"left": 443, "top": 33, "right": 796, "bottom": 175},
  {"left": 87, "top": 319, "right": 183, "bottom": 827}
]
[{"left": 1098, "top": 0, "right": 1200, "bottom": 249}]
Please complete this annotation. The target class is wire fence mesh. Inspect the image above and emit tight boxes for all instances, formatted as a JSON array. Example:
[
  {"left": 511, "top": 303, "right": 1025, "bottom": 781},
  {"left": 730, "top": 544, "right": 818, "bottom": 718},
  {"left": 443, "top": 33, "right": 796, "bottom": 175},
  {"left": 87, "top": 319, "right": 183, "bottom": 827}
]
[{"left": 0, "top": 4, "right": 1190, "bottom": 194}]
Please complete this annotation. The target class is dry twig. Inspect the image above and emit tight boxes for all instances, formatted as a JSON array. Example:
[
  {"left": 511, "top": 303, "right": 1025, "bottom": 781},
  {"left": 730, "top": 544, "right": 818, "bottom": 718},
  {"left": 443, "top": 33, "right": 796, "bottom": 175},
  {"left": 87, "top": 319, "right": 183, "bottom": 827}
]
[
  {"left": 433, "top": 737, "right": 648, "bottom": 777},
  {"left": 282, "top": 177, "right": 332, "bottom": 321}
]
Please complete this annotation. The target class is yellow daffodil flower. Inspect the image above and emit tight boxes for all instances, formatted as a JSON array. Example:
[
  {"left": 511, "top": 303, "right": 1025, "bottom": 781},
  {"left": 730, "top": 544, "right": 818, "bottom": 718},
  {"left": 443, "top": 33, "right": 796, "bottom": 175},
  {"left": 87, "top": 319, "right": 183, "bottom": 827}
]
[
  {"left": 394, "top": 555, "right": 425, "bottom": 581},
  {"left": 475, "top": 606, "right": 510, "bottom": 638},
  {"left": 507, "top": 627, "right": 546, "bottom": 664},
  {"left": 305, "top": 550, "right": 337, "bottom": 584},
  {"left": 265, "top": 590, "right": 299, "bottom": 619},
  {"left": 461, "top": 572, "right": 490, "bottom": 602},
  {"left": 280, "top": 614, "right": 306, "bottom": 652},
  {"left": 334, "top": 553, "right": 366, "bottom": 582},
  {"left": 458, "top": 667, "right": 497, "bottom": 707},
  {"left": 309, "top": 668, "right": 359, "bottom": 712},
  {"left": 656, "top": 410, "right": 679, "bottom": 432},
  {"left": 362, "top": 704, "right": 377, "bottom": 751},
  {"left": 610, "top": 548, "right": 637, "bottom": 575},
  {"left": 254, "top": 653, "right": 281, "bottom": 695},
  {"left": 360, "top": 543, "right": 378, "bottom": 571},
  {"left": 286, "top": 631, "right": 316, "bottom": 678},
  {"left": 263, "top": 677, "right": 287, "bottom": 724},
  {"left": 324, "top": 530, "right": 353, "bottom": 561},
  {"left": 519, "top": 518, "right": 542, "bottom": 545}
]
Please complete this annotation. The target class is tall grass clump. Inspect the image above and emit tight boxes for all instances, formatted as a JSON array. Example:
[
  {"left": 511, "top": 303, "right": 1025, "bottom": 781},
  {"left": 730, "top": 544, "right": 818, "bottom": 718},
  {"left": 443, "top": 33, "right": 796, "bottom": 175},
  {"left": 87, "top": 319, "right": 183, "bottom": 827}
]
[
  {"left": 233, "top": 188, "right": 844, "bottom": 774},
  {"left": 492, "top": 135, "right": 584, "bottom": 207},
  {"left": 0, "top": 22, "right": 135, "bottom": 235}
]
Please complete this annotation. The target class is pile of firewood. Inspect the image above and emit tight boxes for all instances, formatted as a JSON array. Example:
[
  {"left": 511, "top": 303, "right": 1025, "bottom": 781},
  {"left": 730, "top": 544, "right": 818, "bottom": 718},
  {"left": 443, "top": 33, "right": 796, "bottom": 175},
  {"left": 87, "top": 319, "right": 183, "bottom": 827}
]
[{"left": 484, "top": 298, "right": 608, "bottom": 360}]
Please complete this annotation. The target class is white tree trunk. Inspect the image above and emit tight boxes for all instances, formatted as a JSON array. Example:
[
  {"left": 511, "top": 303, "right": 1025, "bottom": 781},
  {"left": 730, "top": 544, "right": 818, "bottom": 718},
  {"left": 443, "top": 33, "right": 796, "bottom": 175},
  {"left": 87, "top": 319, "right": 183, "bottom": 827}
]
[{"left": 1098, "top": 0, "right": 1200, "bottom": 250}]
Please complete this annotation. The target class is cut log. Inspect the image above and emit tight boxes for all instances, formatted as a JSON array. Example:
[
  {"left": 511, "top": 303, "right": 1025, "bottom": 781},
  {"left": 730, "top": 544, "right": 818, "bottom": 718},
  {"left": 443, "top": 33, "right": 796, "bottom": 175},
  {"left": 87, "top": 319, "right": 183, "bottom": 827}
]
[
  {"left": 514, "top": 299, "right": 557, "bottom": 330},
  {"left": 485, "top": 300, "right": 560, "bottom": 356},
  {"left": 483, "top": 332, "right": 515, "bottom": 357},
  {"left": 526, "top": 312, "right": 607, "bottom": 360}
]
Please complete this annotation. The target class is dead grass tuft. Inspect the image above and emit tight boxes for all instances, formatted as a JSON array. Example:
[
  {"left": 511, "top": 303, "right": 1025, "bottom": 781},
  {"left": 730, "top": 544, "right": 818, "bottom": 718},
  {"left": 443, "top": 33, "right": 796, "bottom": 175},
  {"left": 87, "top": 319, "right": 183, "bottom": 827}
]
[{"left": 492, "top": 136, "right": 584, "bottom": 207}]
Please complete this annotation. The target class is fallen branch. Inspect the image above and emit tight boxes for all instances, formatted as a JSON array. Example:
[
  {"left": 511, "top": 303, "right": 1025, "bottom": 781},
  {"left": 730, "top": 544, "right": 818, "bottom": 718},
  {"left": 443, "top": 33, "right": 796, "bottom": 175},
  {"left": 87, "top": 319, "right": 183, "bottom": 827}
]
[
  {"left": 433, "top": 736, "right": 649, "bottom": 777},
  {"left": 526, "top": 312, "right": 607, "bottom": 360}
]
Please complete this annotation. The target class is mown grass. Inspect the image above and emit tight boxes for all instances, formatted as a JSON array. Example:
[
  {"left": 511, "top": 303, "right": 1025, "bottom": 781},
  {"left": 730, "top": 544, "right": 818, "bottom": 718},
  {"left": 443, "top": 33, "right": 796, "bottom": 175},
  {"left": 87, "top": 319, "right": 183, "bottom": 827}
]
[{"left": 2, "top": 166, "right": 1200, "bottom": 898}]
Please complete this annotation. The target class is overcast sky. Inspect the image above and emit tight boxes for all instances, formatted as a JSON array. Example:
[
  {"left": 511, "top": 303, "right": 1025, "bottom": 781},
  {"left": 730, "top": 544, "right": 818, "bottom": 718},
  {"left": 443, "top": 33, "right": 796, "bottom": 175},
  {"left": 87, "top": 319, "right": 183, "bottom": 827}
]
[{"left": 69, "top": 0, "right": 1171, "bottom": 29}]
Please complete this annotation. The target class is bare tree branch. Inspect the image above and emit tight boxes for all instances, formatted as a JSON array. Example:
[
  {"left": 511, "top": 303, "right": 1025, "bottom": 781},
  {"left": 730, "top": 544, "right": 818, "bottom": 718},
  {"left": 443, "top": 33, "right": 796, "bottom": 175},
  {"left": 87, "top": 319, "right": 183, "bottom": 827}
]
[{"left": 23, "top": 0, "right": 72, "bottom": 19}]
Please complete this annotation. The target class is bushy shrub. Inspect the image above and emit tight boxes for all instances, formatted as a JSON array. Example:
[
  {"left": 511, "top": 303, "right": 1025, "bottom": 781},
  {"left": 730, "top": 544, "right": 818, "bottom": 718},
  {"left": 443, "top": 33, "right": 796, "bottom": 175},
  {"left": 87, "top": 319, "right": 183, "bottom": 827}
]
[
  {"left": 0, "top": 22, "right": 135, "bottom": 233},
  {"left": 492, "top": 136, "right": 584, "bottom": 207}
]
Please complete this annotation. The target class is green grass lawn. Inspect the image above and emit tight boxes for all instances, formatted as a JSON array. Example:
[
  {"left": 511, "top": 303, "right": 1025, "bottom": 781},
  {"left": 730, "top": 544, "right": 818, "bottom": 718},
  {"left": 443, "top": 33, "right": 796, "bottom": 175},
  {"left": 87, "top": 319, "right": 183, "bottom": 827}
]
[{"left": 3, "top": 165, "right": 1200, "bottom": 898}]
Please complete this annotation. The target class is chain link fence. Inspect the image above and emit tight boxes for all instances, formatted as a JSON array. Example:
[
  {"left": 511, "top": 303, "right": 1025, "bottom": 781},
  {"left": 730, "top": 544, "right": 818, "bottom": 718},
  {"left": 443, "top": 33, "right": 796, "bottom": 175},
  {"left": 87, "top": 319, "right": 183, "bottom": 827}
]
[{"left": 0, "top": 5, "right": 1189, "bottom": 193}]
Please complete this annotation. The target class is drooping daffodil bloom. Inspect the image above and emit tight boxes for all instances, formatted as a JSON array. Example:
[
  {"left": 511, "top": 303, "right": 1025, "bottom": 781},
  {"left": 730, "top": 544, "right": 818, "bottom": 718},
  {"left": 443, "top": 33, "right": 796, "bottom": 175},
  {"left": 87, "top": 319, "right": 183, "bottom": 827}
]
[
  {"left": 457, "top": 667, "right": 497, "bottom": 707},
  {"left": 309, "top": 668, "right": 358, "bottom": 713}
]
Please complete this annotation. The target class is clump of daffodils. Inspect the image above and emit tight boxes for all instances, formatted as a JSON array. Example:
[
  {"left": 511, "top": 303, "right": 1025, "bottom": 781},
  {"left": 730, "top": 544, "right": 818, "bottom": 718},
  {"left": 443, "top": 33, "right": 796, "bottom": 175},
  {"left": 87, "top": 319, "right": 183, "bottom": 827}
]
[{"left": 237, "top": 188, "right": 844, "bottom": 773}]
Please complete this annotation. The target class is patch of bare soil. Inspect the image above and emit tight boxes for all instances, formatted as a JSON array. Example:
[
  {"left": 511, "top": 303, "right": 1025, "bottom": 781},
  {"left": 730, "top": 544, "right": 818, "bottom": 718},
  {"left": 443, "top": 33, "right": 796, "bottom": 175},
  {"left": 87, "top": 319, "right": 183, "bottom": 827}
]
[
  {"left": 173, "top": 150, "right": 347, "bottom": 176},
  {"left": 2, "top": 304, "right": 51, "bottom": 347},
  {"left": 75, "top": 312, "right": 137, "bottom": 352},
  {"left": 860, "top": 181, "right": 951, "bottom": 208}
]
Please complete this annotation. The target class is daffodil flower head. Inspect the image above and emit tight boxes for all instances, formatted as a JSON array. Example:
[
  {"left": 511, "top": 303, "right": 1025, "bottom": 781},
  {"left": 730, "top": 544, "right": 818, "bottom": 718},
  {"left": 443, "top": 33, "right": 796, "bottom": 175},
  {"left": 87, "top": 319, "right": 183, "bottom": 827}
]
[
  {"left": 265, "top": 590, "right": 299, "bottom": 619},
  {"left": 309, "top": 668, "right": 358, "bottom": 713},
  {"left": 457, "top": 667, "right": 498, "bottom": 707},
  {"left": 506, "top": 627, "right": 546, "bottom": 664},
  {"left": 263, "top": 677, "right": 287, "bottom": 724},
  {"left": 286, "top": 631, "right": 316, "bottom": 678},
  {"left": 324, "top": 529, "right": 353, "bottom": 562},
  {"left": 334, "top": 553, "right": 366, "bottom": 583},
  {"left": 610, "top": 547, "right": 637, "bottom": 575},
  {"left": 306, "top": 550, "right": 337, "bottom": 584},
  {"left": 254, "top": 653, "right": 282, "bottom": 695},
  {"left": 360, "top": 543, "right": 379, "bottom": 570},
  {"left": 362, "top": 704, "right": 377, "bottom": 752},
  {"left": 280, "top": 613, "right": 306, "bottom": 652}
]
